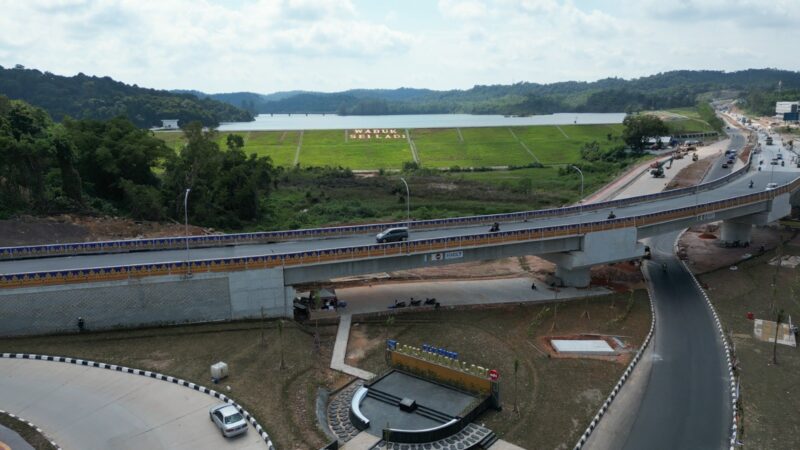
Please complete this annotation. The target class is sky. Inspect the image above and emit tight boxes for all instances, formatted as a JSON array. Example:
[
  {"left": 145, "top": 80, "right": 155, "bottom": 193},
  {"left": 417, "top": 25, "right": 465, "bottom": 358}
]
[{"left": 0, "top": 0, "right": 798, "bottom": 94}]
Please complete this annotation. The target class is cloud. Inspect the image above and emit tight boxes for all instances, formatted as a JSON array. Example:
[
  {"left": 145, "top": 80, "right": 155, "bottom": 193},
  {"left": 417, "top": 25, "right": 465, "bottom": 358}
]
[
  {"left": 0, "top": 0, "right": 797, "bottom": 92},
  {"left": 438, "top": 0, "right": 488, "bottom": 20},
  {"left": 642, "top": 0, "right": 800, "bottom": 27}
]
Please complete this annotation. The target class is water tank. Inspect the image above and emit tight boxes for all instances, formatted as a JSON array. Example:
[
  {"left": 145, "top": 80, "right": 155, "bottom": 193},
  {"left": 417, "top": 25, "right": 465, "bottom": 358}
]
[{"left": 211, "top": 361, "right": 229, "bottom": 381}]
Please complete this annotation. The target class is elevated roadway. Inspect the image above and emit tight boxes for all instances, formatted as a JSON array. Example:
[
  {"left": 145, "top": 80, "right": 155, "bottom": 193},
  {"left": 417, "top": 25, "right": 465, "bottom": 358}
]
[{"left": 0, "top": 131, "right": 787, "bottom": 277}]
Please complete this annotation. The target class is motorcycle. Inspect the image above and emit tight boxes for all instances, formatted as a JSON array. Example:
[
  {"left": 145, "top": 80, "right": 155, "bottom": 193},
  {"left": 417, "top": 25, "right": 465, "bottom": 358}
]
[
  {"left": 409, "top": 299, "right": 422, "bottom": 307},
  {"left": 489, "top": 222, "right": 500, "bottom": 232},
  {"left": 424, "top": 298, "right": 437, "bottom": 305},
  {"left": 389, "top": 300, "right": 407, "bottom": 309},
  {"left": 607, "top": 211, "right": 616, "bottom": 219}
]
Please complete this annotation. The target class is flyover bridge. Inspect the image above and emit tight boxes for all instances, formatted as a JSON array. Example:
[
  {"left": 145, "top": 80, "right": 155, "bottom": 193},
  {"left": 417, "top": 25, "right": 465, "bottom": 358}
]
[{"left": 1, "top": 132, "right": 796, "bottom": 335}]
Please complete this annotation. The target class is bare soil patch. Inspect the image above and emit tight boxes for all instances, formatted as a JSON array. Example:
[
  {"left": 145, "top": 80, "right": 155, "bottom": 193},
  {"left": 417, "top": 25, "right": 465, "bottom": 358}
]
[
  {"left": 666, "top": 155, "right": 713, "bottom": 190},
  {"left": 0, "top": 215, "right": 209, "bottom": 247},
  {"left": 680, "top": 225, "right": 783, "bottom": 273}
]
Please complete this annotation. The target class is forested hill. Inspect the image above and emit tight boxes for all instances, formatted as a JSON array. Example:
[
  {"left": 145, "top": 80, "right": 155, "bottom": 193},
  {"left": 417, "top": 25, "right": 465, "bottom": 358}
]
[
  {"left": 0, "top": 65, "right": 253, "bottom": 128},
  {"left": 202, "top": 69, "right": 800, "bottom": 116}
]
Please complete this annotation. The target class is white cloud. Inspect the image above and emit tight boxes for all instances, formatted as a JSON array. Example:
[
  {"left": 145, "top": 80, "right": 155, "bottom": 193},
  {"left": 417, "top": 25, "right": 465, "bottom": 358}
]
[
  {"left": 438, "top": 0, "right": 488, "bottom": 20},
  {"left": 0, "top": 0, "right": 797, "bottom": 92}
]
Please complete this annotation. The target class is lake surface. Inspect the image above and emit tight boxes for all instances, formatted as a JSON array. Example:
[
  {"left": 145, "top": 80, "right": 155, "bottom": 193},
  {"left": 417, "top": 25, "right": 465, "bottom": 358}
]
[{"left": 217, "top": 113, "right": 625, "bottom": 131}]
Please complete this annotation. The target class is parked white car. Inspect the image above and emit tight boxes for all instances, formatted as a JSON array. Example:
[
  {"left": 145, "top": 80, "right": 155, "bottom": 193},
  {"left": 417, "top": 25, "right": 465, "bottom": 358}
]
[{"left": 209, "top": 404, "right": 248, "bottom": 438}]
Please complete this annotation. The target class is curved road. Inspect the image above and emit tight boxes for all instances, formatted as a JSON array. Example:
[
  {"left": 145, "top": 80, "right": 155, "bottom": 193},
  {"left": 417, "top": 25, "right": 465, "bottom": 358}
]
[
  {"left": 619, "top": 233, "right": 729, "bottom": 449},
  {"left": 0, "top": 358, "right": 265, "bottom": 450}
]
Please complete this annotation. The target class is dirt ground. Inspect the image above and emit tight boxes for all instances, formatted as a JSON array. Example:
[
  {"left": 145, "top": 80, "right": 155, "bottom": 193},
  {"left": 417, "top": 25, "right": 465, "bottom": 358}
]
[
  {"left": 666, "top": 155, "right": 713, "bottom": 190},
  {"left": 345, "top": 291, "right": 651, "bottom": 449},
  {"left": 698, "top": 241, "right": 800, "bottom": 449},
  {"left": 0, "top": 215, "right": 210, "bottom": 247},
  {"left": 0, "top": 321, "right": 347, "bottom": 450},
  {"left": 679, "top": 224, "right": 784, "bottom": 273}
]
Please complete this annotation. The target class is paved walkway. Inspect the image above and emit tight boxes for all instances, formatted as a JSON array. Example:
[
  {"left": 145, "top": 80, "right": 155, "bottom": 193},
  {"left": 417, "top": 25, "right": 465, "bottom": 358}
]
[
  {"left": 331, "top": 314, "right": 376, "bottom": 380},
  {"left": 0, "top": 358, "right": 266, "bottom": 450}
]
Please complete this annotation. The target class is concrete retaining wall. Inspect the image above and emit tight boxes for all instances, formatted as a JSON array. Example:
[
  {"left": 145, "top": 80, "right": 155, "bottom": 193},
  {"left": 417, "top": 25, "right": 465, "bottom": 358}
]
[{"left": 0, "top": 268, "right": 291, "bottom": 337}]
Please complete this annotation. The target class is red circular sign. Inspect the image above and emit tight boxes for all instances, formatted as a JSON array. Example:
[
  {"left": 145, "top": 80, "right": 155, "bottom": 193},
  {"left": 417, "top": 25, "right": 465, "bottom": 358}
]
[{"left": 488, "top": 369, "right": 499, "bottom": 381}]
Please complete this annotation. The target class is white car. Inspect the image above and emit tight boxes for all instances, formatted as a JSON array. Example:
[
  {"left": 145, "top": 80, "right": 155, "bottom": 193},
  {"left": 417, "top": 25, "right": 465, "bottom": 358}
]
[
  {"left": 765, "top": 183, "right": 778, "bottom": 191},
  {"left": 209, "top": 404, "right": 248, "bottom": 438}
]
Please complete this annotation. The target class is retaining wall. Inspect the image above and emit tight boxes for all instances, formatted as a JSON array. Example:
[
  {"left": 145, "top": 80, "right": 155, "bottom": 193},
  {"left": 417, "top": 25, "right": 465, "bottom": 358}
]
[{"left": 0, "top": 268, "right": 291, "bottom": 337}]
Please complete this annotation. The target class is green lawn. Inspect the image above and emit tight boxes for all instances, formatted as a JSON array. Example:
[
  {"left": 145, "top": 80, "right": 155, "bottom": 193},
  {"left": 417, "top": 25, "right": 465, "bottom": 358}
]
[
  {"left": 156, "top": 123, "right": 624, "bottom": 170},
  {"left": 299, "top": 142, "right": 412, "bottom": 169},
  {"left": 413, "top": 127, "right": 535, "bottom": 168}
]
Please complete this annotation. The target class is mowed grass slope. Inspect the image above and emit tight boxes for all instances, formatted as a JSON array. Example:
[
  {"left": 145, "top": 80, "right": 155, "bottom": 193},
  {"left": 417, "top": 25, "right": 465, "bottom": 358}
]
[
  {"left": 299, "top": 129, "right": 412, "bottom": 170},
  {"left": 413, "top": 127, "right": 534, "bottom": 168},
  {"left": 156, "top": 124, "right": 623, "bottom": 170}
]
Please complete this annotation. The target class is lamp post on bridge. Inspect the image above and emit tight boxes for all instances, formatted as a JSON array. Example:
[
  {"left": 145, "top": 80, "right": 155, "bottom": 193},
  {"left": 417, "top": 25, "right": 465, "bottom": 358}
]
[
  {"left": 184, "top": 188, "right": 191, "bottom": 276},
  {"left": 570, "top": 165, "right": 584, "bottom": 234},
  {"left": 400, "top": 177, "right": 410, "bottom": 227}
]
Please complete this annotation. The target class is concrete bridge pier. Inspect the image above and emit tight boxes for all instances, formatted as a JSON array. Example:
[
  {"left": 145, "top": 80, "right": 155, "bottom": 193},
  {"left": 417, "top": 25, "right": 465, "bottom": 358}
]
[
  {"left": 554, "top": 266, "right": 592, "bottom": 288},
  {"left": 719, "top": 220, "right": 753, "bottom": 245},
  {"left": 719, "top": 192, "right": 792, "bottom": 245},
  {"left": 544, "top": 227, "right": 644, "bottom": 288}
]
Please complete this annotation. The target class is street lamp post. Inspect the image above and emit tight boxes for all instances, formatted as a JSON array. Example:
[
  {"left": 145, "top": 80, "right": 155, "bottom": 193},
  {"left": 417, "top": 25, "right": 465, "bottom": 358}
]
[
  {"left": 570, "top": 165, "right": 585, "bottom": 234},
  {"left": 570, "top": 165, "right": 584, "bottom": 198},
  {"left": 184, "top": 188, "right": 191, "bottom": 276},
  {"left": 399, "top": 177, "right": 410, "bottom": 227}
]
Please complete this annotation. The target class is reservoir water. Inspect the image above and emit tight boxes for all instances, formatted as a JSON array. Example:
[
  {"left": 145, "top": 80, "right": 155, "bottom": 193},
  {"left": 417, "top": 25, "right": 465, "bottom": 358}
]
[{"left": 217, "top": 112, "right": 625, "bottom": 131}]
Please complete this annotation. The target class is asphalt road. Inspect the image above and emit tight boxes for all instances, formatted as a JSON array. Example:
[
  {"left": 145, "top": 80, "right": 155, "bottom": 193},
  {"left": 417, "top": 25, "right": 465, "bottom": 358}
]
[
  {"left": 0, "top": 358, "right": 266, "bottom": 450},
  {"left": 619, "top": 233, "right": 730, "bottom": 450},
  {"left": 5, "top": 128, "right": 797, "bottom": 276}
]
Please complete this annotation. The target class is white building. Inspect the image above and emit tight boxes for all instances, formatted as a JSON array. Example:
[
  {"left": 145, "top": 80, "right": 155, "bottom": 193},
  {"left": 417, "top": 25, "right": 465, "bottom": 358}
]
[
  {"left": 161, "top": 119, "right": 179, "bottom": 129},
  {"left": 776, "top": 102, "right": 799, "bottom": 115}
]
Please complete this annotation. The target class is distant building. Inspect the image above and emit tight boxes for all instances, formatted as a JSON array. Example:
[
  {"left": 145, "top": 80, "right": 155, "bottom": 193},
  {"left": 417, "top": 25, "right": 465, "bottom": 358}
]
[
  {"left": 647, "top": 136, "right": 675, "bottom": 147},
  {"left": 161, "top": 119, "right": 179, "bottom": 129},
  {"left": 776, "top": 101, "right": 799, "bottom": 115}
]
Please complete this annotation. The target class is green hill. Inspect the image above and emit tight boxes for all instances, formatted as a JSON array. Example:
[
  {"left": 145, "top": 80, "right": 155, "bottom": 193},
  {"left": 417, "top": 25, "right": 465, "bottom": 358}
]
[{"left": 0, "top": 65, "right": 253, "bottom": 128}]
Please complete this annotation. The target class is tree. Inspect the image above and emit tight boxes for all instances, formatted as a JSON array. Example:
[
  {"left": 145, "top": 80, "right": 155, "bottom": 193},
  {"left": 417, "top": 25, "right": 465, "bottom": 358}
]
[
  {"left": 161, "top": 122, "right": 274, "bottom": 228},
  {"left": 622, "top": 114, "right": 668, "bottom": 152}
]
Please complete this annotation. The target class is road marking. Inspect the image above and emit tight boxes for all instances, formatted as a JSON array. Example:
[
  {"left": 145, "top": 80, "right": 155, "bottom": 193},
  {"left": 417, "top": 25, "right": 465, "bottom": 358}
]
[
  {"left": 405, "top": 129, "right": 420, "bottom": 164},
  {"left": 508, "top": 128, "right": 540, "bottom": 163}
]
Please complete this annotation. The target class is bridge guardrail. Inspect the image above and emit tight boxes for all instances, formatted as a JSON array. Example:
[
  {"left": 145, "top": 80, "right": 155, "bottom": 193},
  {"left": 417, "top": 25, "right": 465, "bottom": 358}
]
[
  {"left": 2, "top": 166, "right": 792, "bottom": 291},
  {"left": 0, "top": 135, "right": 757, "bottom": 261}
]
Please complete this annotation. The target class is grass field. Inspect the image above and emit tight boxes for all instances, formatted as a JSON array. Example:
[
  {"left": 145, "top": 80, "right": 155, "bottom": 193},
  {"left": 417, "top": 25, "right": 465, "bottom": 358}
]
[
  {"left": 661, "top": 108, "right": 716, "bottom": 134},
  {"left": 156, "top": 123, "right": 624, "bottom": 170}
]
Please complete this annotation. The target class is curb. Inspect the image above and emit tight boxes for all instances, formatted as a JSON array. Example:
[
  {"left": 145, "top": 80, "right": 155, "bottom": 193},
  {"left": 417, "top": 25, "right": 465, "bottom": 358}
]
[
  {"left": 0, "top": 353, "right": 276, "bottom": 450},
  {"left": 573, "top": 288, "right": 656, "bottom": 450},
  {"left": 679, "top": 261, "right": 738, "bottom": 450},
  {"left": 0, "top": 409, "right": 61, "bottom": 450}
]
